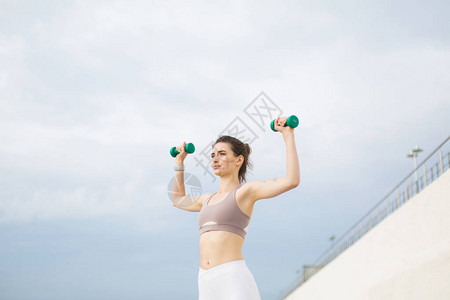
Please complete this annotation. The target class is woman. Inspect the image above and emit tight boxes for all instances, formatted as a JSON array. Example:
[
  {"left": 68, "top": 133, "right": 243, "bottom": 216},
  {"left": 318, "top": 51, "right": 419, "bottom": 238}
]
[{"left": 171, "top": 116, "right": 300, "bottom": 300}]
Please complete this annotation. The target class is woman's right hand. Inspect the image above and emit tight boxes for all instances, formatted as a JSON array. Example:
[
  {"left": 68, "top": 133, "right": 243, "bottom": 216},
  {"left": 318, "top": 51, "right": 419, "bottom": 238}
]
[{"left": 175, "top": 141, "right": 188, "bottom": 165}]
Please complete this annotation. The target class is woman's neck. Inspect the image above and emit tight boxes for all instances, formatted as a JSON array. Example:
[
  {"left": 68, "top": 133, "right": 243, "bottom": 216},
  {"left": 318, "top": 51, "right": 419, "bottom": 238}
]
[{"left": 218, "top": 176, "right": 240, "bottom": 194}]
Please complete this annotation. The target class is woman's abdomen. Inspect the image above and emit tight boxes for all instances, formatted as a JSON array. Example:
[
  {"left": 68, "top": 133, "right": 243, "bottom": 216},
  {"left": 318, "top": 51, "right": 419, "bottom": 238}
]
[{"left": 199, "top": 231, "right": 244, "bottom": 269}]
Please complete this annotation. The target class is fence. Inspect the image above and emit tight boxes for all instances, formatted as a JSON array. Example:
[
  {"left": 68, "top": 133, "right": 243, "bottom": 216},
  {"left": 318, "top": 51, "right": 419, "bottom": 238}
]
[{"left": 279, "top": 136, "right": 450, "bottom": 300}]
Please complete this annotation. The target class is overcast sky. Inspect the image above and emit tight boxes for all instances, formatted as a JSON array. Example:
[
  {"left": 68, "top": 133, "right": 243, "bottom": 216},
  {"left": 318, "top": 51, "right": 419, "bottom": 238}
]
[{"left": 1, "top": 0, "right": 449, "bottom": 299}]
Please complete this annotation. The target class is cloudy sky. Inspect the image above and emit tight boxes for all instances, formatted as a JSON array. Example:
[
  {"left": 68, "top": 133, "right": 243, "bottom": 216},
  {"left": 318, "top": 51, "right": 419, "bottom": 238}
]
[{"left": 1, "top": 0, "right": 449, "bottom": 299}]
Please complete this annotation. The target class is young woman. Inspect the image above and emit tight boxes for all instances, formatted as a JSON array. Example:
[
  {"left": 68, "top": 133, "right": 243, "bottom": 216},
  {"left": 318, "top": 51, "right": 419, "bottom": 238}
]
[{"left": 171, "top": 116, "right": 300, "bottom": 300}]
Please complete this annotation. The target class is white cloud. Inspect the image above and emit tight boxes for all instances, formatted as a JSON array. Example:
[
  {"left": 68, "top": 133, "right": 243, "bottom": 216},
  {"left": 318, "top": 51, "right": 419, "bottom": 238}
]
[
  {"left": 0, "top": 0, "right": 449, "bottom": 226},
  {"left": 0, "top": 34, "right": 29, "bottom": 112},
  {"left": 0, "top": 166, "right": 172, "bottom": 225}
]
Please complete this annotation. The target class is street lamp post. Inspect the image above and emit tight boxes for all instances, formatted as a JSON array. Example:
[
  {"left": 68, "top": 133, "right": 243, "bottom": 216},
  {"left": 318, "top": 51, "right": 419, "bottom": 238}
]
[
  {"left": 407, "top": 145, "right": 423, "bottom": 182},
  {"left": 329, "top": 235, "right": 335, "bottom": 258}
]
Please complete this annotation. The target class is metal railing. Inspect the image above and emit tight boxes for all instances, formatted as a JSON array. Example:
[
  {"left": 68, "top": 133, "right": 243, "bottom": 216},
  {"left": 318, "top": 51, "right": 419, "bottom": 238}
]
[{"left": 279, "top": 136, "right": 450, "bottom": 300}]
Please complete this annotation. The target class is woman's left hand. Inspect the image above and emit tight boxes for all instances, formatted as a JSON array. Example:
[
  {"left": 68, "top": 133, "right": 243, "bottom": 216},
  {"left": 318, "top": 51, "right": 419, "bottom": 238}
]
[{"left": 273, "top": 117, "right": 294, "bottom": 134}]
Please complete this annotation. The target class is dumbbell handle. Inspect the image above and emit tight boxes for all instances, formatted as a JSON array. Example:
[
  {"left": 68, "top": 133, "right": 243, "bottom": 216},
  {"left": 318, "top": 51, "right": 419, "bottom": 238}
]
[
  {"left": 170, "top": 143, "right": 196, "bottom": 158},
  {"left": 270, "top": 115, "right": 299, "bottom": 132}
]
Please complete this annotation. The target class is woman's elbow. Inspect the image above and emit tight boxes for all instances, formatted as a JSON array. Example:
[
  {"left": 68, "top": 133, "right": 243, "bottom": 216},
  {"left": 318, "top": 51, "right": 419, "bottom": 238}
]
[{"left": 288, "top": 179, "right": 300, "bottom": 190}]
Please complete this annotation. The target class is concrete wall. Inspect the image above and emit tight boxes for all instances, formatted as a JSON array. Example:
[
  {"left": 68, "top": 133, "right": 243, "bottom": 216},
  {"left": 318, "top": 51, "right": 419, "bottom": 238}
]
[{"left": 286, "top": 170, "right": 450, "bottom": 300}]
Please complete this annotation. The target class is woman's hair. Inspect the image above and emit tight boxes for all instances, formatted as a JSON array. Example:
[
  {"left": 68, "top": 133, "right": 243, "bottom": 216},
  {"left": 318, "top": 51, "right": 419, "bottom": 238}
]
[{"left": 214, "top": 135, "right": 252, "bottom": 183}]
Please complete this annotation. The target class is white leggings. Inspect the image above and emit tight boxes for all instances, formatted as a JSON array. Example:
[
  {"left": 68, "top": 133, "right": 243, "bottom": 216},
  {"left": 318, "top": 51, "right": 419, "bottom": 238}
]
[{"left": 198, "top": 260, "right": 261, "bottom": 300}]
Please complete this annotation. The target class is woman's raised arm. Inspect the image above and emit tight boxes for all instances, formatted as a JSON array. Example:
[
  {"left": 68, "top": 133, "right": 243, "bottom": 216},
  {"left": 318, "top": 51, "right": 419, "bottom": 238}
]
[
  {"left": 246, "top": 117, "right": 300, "bottom": 201},
  {"left": 171, "top": 141, "right": 208, "bottom": 212}
]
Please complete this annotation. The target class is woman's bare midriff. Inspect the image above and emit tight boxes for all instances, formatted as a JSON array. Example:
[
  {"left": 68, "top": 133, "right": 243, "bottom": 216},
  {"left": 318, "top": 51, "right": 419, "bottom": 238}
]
[{"left": 199, "top": 230, "right": 245, "bottom": 270}]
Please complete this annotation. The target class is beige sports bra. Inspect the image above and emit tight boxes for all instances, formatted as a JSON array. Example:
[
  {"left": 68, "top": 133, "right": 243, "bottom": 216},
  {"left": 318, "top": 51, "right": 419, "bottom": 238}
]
[{"left": 198, "top": 184, "right": 250, "bottom": 239}]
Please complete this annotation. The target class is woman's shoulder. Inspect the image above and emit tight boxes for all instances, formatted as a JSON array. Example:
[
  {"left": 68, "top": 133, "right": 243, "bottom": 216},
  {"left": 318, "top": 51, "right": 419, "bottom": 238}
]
[
  {"left": 237, "top": 181, "right": 259, "bottom": 197},
  {"left": 235, "top": 182, "right": 261, "bottom": 206},
  {"left": 239, "top": 180, "right": 260, "bottom": 191}
]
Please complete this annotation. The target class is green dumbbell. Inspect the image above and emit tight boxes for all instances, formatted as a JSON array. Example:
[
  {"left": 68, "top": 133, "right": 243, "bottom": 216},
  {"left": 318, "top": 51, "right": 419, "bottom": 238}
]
[
  {"left": 170, "top": 143, "right": 195, "bottom": 158},
  {"left": 270, "top": 115, "right": 299, "bottom": 132}
]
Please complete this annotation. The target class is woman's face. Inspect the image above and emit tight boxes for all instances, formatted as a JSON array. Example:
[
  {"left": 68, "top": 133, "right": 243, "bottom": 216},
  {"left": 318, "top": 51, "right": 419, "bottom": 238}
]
[{"left": 210, "top": 142, "right": 241, "bottom": 176}]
